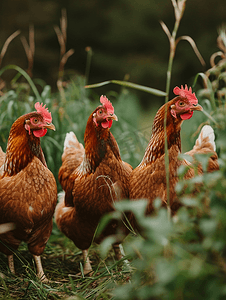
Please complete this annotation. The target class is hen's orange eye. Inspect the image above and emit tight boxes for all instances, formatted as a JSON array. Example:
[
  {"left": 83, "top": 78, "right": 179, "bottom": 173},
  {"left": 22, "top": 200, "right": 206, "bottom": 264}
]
[
  {"left": 98, "top": 110, "right": 103, "bottom": 115},
  {"left": 179, "top": 101, "right": 185, "bottom": 107},
  {"left": 33, "top": 118, "right": 39, "bottom": 124}
]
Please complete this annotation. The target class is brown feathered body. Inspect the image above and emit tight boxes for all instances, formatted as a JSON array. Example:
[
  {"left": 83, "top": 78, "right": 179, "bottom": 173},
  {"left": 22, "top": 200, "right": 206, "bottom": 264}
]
[
  {"left": 130, "top": 82, "right": 219, "bottom": 214},
  {"left": 130, "top": 97, "right": 187, "bottom": 214},
  {"left": 0, "top": 147, "right": 5, "bottom": 167},
  {"left": 56, "top": 102, "right": 132, "bottom": 251},
  {"left": 0, "top": 147, "right": 5, "bottom": 176},
  {"left": 130, "top": 88, "right": 219, "bottom": 216},
  {"left": 0, "top": 109, "right": 57, "bottom": 259}
]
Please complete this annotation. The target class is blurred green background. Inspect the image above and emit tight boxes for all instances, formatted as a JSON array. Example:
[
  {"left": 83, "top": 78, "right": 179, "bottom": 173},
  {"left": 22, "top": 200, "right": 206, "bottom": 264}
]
[{"left": 1, "top": 0, "right": 225, "bottom": 103}]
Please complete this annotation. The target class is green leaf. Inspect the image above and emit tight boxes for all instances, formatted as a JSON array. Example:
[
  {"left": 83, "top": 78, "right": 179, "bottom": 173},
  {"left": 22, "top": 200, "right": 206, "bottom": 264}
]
[
  {"left": 181, "top": 197, "right": 198, "bottom": 207},
  {"left": 99, "top": 235, "right": 119, "bottom": 258},
  {"left": 194, "top": 153, "right": 211, "bottom": 172},
  {"left": 114, "top": 199, "right": 148, "bottom": 221},
  {"left": 155, "top": 260, "right": 178, "bottom": 284},
  {"left": 96, "top": 211, "right": 122, "bottom": 237},
  {"left": 200, "top": 219, "right": 217, "bottom": 236},
  {"left": 85, "top": 80, "right": 166, "bottom": 96}
]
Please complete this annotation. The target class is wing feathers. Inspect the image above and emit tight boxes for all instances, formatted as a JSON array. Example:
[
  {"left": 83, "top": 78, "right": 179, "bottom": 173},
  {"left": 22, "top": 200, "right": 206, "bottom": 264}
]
[{"left": 59, "top": 132, "right": 85, "bottom": 190}]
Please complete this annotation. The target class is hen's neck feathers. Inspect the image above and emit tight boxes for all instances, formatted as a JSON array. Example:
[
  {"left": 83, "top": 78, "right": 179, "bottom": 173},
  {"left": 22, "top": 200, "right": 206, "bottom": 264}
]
[
  {"left": 83, "top": 114, "right": 121, "bottom": 172},
  {"left": 3, "top": 115, "right": 46, "bottom": 177},
  {"left": 140, "top": 101, "right": 182, "bottom": 167}
]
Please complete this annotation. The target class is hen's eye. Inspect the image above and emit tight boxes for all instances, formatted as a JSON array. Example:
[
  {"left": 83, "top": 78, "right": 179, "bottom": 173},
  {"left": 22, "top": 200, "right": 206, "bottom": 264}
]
[
  {"left": 98, "top": 110, "right": 103, "bottom": 115},
  {"left": 32, "top": 118, "right": 39, "bottom": 124},
  {"left": 179, "top": 101, "right": 185, "bottom": 107}
]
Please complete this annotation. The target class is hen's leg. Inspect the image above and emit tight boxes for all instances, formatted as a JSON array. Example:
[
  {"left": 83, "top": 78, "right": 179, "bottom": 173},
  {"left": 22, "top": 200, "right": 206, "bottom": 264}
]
[
  {"left": 82, "top": 249, "right": 92, "bottom": 275},
  {"left": 8, "top": 255, "right": 15, "bottom": 274},
  {"left": 113, "top": 243, "right": 123, "bottom": 260},
  {"left": 113, "top": 244, "right": 131, "bottom": 270},
  {"left": 33, "top": 255, "right": 47, "bottom": 282}
]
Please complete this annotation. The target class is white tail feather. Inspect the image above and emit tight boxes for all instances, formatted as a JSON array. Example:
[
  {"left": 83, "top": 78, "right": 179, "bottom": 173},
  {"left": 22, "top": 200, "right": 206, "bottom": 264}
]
[
  {"left": 197, "top": 125, "right": 216, "bottom": 151},
  {"left": 0, "top": 223, "right": 15, "bottom": 234},
  {"left": 63, "top": 131, "right": 84, "bottom": 151},
  {"left": 57, "top": 191, "right": 65, "bottom": 203}
]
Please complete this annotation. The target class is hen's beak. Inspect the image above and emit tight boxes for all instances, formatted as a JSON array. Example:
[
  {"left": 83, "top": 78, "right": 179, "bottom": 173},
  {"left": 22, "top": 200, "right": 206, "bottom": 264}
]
[
  {"left": 44, "top": 123, "right": 56, "bottom": 131},
  {"left": 108, "top": 113, "right": 118, "bottom": 121},
  {"left": 191, "top": 104, "right": 203, "bottom": 111}
]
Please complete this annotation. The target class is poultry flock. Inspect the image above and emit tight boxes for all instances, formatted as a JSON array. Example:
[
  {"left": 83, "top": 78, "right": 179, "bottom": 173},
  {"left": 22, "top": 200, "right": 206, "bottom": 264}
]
[{"left": 0, "top": 86, "right": 219, "bottom": 279}]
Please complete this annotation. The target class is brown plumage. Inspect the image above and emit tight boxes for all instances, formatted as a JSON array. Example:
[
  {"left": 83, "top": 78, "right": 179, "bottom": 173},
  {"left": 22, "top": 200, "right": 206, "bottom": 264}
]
[
  {"left": 129, "top": 85, "right": 206, "bottom": 215},
  {"left": 0, "top": 147, "right": 5, "bottom": 166},
  {"left": 55, "top": 96, "right": 132, "bottom": 274},
  {"left": 0, "top": 103, "right": 57, "bottom": 281},
  {"left": 0, "top": 147, "right": 5, "bottom": 176}
]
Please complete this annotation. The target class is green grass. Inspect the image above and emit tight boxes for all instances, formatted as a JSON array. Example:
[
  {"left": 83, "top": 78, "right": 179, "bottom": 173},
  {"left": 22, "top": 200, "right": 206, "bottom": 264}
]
[{"left": 0, "top": 224, "right": 133, "bottom": 300}]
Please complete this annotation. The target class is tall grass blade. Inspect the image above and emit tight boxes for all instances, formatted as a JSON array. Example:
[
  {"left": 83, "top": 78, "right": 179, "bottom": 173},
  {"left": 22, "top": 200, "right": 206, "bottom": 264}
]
[
  {"left": 86, "top": 80, "right": 166, "bottom": 96},
  {"left": 176, "top": 36, "right": 205, "bottom": 66},
  {"left": 0, "top": 30, "right": 21, "bottom": 66},
  {"left": 85, "top": 80, "right": 111, "bottom": 89},
  {"left": 0, "top": 64, "right": 41, "bottom": 101},
  {"left": 111, "top": 80, "right": 167, "bottom": 96},
  {"left": 201, "top": 109, "right": 218, "bottom": 125},
  {"left": 193, "top": 72, "right": 216, "bottom": 110}
]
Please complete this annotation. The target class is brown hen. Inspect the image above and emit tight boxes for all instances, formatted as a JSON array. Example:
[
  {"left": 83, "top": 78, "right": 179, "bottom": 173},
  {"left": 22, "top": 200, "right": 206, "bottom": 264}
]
[
  {"left": 0, "top": 103, "right": 57, "bottom": 281},
  {"left": 129, "top": 85, "right": 208, "bottom": 215},
  {"left": 55, "top": 96, "right": 132, "bottom": 274}
]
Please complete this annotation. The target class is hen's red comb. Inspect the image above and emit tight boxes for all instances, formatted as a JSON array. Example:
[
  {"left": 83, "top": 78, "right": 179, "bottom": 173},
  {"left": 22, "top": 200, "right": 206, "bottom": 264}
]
[
  {"left": 173, "top": 85, "right": 198, "bottom": 105},
  {"left": 34, "top": 102, "right": 52, "bottom": 123},
  {"left": 100, "top": 95, "right": 114, "bottom": 114}
]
